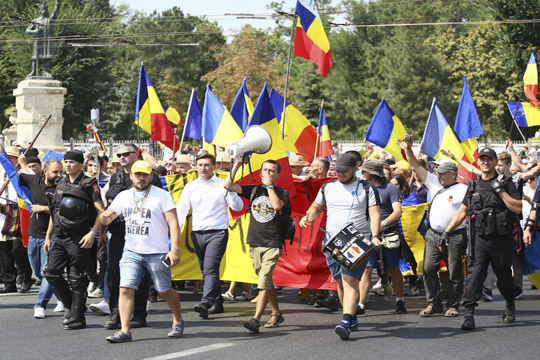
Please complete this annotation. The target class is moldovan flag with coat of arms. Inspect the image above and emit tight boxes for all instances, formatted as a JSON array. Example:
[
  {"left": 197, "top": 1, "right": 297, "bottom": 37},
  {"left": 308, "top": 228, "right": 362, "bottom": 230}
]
[
  {"left": 294, "top": 0, "right": 332, "bottom": 77},
  {"left": 269, "top": 89, "right": 317, "bottom": 163},
  {"left": 366, "top": 99, "right": 407, "bottom": 161},
  {"left": 135, "top": 65, "right": 179, "bottom": 151}
]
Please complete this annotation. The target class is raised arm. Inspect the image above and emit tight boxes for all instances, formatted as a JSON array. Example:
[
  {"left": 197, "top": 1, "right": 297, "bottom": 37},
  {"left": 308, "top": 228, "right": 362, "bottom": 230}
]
[
  {"left": 440, "top": 149, "right": 481, "bottom": 176},
  {"left": 398, "top": 134, "right": 427, "bottom": 183},
  {"left": 223, "top": 161, "right": 243, "bottom": 194}
]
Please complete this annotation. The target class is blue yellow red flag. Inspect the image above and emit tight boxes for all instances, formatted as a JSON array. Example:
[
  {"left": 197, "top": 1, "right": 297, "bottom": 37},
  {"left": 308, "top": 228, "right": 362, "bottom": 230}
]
[
  {"left": 294, "top": 0, "right": 332, "bottom": 77},
  {"left": 269, "top": 89, "right": 317, "bottom": 163},
  {"left": 201, "top": 85, "right": 243, "bottom": 148},
  {"left": 317, "top": 105, "right": 334, "bottom": 158},
  {"left": 524, "top": 52, "right": 540, "bottom": 108},
  {"left": 135, "top": 65, "right": 179, "bottom": 151},
  {"left": 366, "top": 99, "right": 407, "bottom": 161},
  {"left": 507, "top": 102, "right": 540, "bottom": 127},
  {"left": 454, "top": 78, "right": 482, "bottom": 165},
  {"left": 230, "top": 77, "right": 254, "bottom": 131}
]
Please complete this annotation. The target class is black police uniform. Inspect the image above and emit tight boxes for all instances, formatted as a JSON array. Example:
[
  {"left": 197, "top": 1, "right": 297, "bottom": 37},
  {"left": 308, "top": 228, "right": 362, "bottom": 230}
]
[
  {"left": 44, "top": 171, "right": 102, "bottom": 329},
  {"left": 104, "top": 169, "right": 162, "bottom": 329},
  {"left": 462, "top": 175, "right": 520, "bottom": 310}
]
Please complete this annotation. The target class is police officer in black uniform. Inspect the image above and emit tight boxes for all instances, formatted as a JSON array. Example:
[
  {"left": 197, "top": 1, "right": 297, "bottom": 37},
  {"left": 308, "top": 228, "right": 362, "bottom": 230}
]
[
  {"left": 44, "top": 150, "right": 105, "bottom": 330},
  {"left": 103, "top": 143, "right": 162, "bottom": 330},
  {"left": 443, "top": 148, "right": 522, "bottom": 331}
]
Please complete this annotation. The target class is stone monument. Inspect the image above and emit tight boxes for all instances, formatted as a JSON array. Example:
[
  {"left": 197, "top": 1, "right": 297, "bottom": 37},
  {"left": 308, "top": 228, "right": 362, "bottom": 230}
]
[{"left": 2, "top": 0, "right": 66, "bottom": 153}]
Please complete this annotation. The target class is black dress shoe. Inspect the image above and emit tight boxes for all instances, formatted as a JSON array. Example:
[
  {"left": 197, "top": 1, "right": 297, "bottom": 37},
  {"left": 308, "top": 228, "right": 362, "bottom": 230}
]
[
  {"left": 64, "top": 319, "right": 86, "bottom": 330},
  {"left": 19, "top": 282, "right": 32, "bottom": 293},
  {"left": 130, "top": 317, "right": 147, "bottom": 328},
  {"left": 104, "top": 314, "right": 121, "bottom": 330},
  {"left": 0, "top": 286, "right": 18, "bottom": 294},
  {"left": 194, "top": 303, "right": 209, "bottom": 319},
  {"left": 208, "top": 302, "right": 224, "bottom": 315}
]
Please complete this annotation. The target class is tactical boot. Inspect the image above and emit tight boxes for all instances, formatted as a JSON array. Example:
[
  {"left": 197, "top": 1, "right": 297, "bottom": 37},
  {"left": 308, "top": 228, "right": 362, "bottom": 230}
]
[
  {"left": 461, "top": 307, "right": 476, "bottom": 331},
  {"left": 64, "top": 288, "right": 86, "bottom": 330},
  {"left": 502, "top": 301, "right": 516, "bottom": 324}
]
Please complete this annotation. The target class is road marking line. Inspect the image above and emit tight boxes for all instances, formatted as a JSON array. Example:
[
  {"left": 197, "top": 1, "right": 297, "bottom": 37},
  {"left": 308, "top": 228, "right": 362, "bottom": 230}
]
[{"left": 143, "top": 342, "right": 236, "bottom": 360}]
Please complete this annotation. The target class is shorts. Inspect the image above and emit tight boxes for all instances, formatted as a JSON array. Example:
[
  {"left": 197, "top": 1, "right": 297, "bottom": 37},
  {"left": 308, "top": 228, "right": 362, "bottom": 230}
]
[
  {"left": 249, "top": 246, "right": 281, "bottom": 290},
  {"left": 326, "top": 255, "right": 367, "bottom": 281},
  {"left": 119, "top": 249, "right": 172, "bottom": 293},
  {"left": 366, "top": 247, "right": 401, "bottom": 269}
]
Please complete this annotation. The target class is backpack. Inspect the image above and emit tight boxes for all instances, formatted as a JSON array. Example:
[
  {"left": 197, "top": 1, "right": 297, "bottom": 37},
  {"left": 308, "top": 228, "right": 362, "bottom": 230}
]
[{"left": 250, "top": 185, "right": 295, "bottom": 244}]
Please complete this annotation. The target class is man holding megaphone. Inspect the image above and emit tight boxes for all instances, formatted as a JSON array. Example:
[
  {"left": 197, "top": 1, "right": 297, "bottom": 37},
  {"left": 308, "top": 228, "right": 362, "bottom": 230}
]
[{"left": 223, "top": 158, "right": 289, "bottom": 334}]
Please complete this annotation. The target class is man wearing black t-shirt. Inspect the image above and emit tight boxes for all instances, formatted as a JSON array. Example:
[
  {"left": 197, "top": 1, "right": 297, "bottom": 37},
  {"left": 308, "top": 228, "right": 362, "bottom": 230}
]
[
  {"left": 19, "top": 158, "right": 64, "bottom": 319},
  {"left": 444, "top": 148, "right": 522, "bottom": 331},
  {"left": 224, "top": 159, "right": 288, "bottom": 334}
]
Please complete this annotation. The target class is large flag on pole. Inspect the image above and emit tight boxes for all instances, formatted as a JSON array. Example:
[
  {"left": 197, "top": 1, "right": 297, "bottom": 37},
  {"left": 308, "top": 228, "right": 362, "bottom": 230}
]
[
  {"left": 507, "top": 102, "right": 540, "bottom": 127},
  {"left": 269, "top": 89, "right": 317, "bottom": 163},
  {"left": 420, "top": 99, "right": 465, "bottom": 164},
  {"left": 317, "top": 105, "right": 334, "bottom": 158},
  {"left": 454, "top": 78, "right": 483, "bottom": 166},
  {"left": 230, "top": 77, "right": 254, "bottom": 131},
  {"left": 201, "top": 85, "right": 244, "bottom": 149},
  {"left": 184, "top": 89, "right": 203, "bottom": 140},
  {"left": 294, "top": 0, "right": 332, "bottom": 77},
  {"left": 366, "top": 99, "right": 407, "bottom": 161},
  {"left": 524, "top": 52, "right": 540, "bottom": 108},
  {"left": 135, "top": 65, "right": 179, "bottom": 151}
]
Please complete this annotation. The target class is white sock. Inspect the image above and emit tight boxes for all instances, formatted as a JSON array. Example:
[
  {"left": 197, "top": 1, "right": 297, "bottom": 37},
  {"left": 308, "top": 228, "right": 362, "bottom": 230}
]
[
  {"left": 396, "top": 297, "right": 404, "bottom": 302},
  {"left": 358, "top": 303, "right": 365, "bottom": 309}
]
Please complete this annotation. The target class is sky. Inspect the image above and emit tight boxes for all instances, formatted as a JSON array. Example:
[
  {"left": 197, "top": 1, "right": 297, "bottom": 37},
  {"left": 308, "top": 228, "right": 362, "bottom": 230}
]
[{"left": 114, "top": 0, "right": 300, "bottom": 35}]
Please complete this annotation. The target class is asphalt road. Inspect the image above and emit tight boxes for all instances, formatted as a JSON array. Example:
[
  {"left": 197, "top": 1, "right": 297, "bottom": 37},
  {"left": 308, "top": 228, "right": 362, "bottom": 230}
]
[{"left": 1, "top": 279, "right": 540, "bottom": 360}]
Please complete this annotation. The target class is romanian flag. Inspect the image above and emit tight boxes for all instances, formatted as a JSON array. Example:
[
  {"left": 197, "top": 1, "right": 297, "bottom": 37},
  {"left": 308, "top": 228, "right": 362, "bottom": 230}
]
[
  {"left": 235, "top": 83, "right": 295, "bottom": 197},
  {"left": 294, "top": 0, "right": 332, "bottom": 77},
  {"left": 421, "top": 99, "right": 468, "bottom": 180},
  {"left": 230, "top": 77, "right": 254, "bottom": 131},
  {"left": 317, "top": 105, "right": 334, "bottom": 158},
  {"left": 454, "top": 78, "right": 483, "bottom": 166},
  {"left": 524, "top": 52, "right": 540, "bottom": 108},
  {"left": 201, "top": 85, "right": 243, "bottom": 149},
  {"left": 135, "top": 65, "right": 179, "bottom": 151},
  {"left": 184, "top": 89, "right": 203, "bottom": 140},
  {"left": 163, "top": 104, "right": 181, "bottom": 126},
  {"left": 366, "top": 99, "right": 407, "bottom": 161},
  {"left": 269, "top": 89, "right": 317, "bottom": 163},
  {"left": 507, "top": 102, "right": 540, "bottom": 127}
]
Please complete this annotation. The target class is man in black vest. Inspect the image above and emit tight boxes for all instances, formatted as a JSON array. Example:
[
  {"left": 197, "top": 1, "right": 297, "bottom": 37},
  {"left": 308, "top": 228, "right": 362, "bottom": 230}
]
[
  {"left": 103, "top": 143, "right": 162, "bottom": 330},
  {"left": 443, "top": 148, "right": 522, "bottom": 330},
  {"left": 44, "top": 150, "right": 105, "bottom": 330}
]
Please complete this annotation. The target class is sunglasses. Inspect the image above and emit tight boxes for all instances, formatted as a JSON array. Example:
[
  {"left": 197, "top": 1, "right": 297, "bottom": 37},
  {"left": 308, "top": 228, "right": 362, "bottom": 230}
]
[{"left": 116, "top": 151, "right": 135, "bottom": 158}]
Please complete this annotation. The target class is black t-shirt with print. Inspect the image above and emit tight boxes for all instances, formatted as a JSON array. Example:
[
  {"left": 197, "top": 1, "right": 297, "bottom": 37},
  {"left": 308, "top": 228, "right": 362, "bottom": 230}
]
[
  {"left": 240, "top": 184, "right": 289, "bottom": 248},
  {"left": 19, "top": 173, "right": 56, "bottom": 238}
]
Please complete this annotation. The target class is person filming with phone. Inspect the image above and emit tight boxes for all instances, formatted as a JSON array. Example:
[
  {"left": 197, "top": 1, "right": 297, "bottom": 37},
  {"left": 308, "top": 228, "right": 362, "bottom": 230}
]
[{"left": 100, "top": 160, "right": 184, "bottom": 343}]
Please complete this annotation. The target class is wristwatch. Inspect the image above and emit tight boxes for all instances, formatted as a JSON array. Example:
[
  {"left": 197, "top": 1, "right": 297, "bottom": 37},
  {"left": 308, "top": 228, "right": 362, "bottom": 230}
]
[
  {"left": 371, "top": 235, "right": 380, "bottom": 240},
  {"left": 266, "top": 185, "right": 274, "bottom": 189}
]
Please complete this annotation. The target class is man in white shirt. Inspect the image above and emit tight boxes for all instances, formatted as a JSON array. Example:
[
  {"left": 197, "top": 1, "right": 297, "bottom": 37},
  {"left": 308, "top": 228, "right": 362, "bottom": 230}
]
[
  {"left": 101, "top": 160, "right": 184, "bottom": 342},
  {"left": 400, "top": 136, "right": 468, "bottom": 318},
  {"left": 176, "top": 154, "right": 243, "bottom": 319}
]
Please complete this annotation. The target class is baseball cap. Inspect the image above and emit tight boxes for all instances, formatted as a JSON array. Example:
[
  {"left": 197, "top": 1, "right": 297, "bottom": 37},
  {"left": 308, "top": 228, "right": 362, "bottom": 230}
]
[
  {"left": 360, "top": 159, "right": 385, "bottom": 177},
  {"left": 478, "top": 147, "right": 497, "bottom": 159},
  {"left": 429, "top": 158, "right": 451, "bottom": 167},
  {"left": 131, "top": 160, "right": 152, "bottom": 174},
  {"left": 434, "top": 162, "right": 458, "bottom": 174},
  {"left": 389, "top": 160, "right": 410, "bottom": 171},
  {"left": 335, "top": 153, "right": 358, "bottom": 172}
]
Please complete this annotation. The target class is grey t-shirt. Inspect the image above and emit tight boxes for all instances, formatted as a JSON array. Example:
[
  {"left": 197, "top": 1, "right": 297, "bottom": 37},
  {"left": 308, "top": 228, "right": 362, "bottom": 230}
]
[
  {"left": 315, "top": 179, "right": 380, "bottom": 239},
  {"left": 375, "top": 181, "right": 401, "bottom": 220}
]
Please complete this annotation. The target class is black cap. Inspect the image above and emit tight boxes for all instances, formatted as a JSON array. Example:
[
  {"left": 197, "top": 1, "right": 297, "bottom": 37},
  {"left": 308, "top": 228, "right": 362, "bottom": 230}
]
[
  {"left": 26, "top": 156, "right": 41, "bottom": 165},
  {"left": 64, "top": 150, "right": 84, "bottom": 164},
  {"left": 478, "top": 148, "right": 497, "bottom": 159},
  {"left": 335, "top": 153, "right": 358, "bottom": 172}
]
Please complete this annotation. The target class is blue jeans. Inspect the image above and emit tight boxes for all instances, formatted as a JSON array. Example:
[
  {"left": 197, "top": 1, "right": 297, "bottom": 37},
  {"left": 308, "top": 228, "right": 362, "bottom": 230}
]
[
  {"left": 119, "top": 249, "right": 171, "bottom": 293},
  {"left": 28, "top": 236, "right": 55, "bottom": 309}
]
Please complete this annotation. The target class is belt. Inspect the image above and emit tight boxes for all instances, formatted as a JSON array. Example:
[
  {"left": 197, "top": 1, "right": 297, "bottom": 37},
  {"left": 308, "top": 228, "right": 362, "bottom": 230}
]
[
  {"left": 430, "top": 227, "right": 466, "bottom": 237},
  {"left": 192, "top": 229, "right": 226, "bottom": 234}
]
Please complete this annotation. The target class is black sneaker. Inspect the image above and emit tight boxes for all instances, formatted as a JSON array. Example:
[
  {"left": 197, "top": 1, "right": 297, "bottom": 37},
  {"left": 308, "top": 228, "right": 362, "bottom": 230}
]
[
  {"left": 194, "top": 303, "right": 209, "bottom": 319},
  {"left": 395, "top": 300, "right": 407, "bottom": 314},
  {"left": 502, "top": 302, "right": 516, "bottom": 324},
  {"left": 244, "top": 318, "right": 260, "bottom": 333},
  {"left": 515, "top": 288, "right": 524, "bottom": 300},
  {"left": 481, "top": 288, "right": 493, "bottom": 302},
  {"left": 356, "top": 305, "right": 366, "bottom": 316}
]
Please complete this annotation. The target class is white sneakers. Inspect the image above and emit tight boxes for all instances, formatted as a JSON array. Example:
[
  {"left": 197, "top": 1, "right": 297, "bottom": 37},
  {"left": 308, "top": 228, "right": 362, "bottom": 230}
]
[
  {"left": 53, "top": 301, "right": 65, "bottom": 312},
  {"left": 88, "top": 287, "right": 104, "bottom": 298},
  {"left": 34, "top": 307, "right": 46, "bottom": 319},
  {"left": 88, "top": 299, "right": 111, "bottom": 315},
  {"left": 222, "top": 291, "right": 235, "bottom": 301}
]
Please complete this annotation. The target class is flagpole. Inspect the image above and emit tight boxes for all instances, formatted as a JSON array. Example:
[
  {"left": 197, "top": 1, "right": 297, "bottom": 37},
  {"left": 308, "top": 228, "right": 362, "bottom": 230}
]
[
  {"left": 314, "top": 99, "right": 324, "bottom": 159},
  {"left": 136, "top": 61, "right": 143, "bottom": 146},
  {"left": 179, "top": 88, "right": 194, "bottom": 155},
  {"left": 281, "top": 13, "right": 297, "bottom": 139}
]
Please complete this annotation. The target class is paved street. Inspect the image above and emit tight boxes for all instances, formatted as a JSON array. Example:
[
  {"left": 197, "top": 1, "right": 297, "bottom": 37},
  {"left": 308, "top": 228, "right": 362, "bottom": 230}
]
[{"left": 1, "top": 279, "right": 540, "bottom": 360}]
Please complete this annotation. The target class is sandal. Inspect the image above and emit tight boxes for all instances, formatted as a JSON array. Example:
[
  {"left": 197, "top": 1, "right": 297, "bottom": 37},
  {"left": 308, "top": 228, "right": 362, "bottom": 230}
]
[
  {"left": 444, "top": 307, "right": 459, "bottom": 317},
  {"left": 264, "top": 313, "right": 285, "bottom": 328}
]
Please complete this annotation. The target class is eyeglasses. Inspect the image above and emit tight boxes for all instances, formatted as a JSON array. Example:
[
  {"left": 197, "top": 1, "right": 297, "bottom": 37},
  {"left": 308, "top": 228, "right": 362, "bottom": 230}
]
[{"left": 116, "top": 151, "right": 135, "bottom": 158}]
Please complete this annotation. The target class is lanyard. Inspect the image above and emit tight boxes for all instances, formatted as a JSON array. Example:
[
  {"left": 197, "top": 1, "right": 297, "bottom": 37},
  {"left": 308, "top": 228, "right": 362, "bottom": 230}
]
[
  {"left": 132, "top": 188, "right": 150, "bottom": 215},
  {"left": 346, "top": 180, "right": 362, "bottom": 223}
]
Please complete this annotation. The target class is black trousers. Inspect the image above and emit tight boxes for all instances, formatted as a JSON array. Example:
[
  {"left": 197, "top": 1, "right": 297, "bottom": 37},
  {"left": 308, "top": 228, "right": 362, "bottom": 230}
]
[
  {"left": 0, "top": 238, "right": 32, "bottom": 286},
  {"left": 462, "top": 233, "right": 516, "bottom": 308},
  {"left": 107, "top": 222, "right": 149, "bottom": 318}
]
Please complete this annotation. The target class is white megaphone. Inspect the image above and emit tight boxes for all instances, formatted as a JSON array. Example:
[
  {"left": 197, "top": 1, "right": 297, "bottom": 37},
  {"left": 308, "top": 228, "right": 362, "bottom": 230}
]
[{"left": 226, "top": 125, "right": 272, "bottom": 162}]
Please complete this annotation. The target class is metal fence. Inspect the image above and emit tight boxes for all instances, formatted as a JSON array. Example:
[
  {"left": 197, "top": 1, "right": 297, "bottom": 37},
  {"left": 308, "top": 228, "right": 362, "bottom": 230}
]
[{"left": 63, "top": 138, "right": 164, "bottom": 159}]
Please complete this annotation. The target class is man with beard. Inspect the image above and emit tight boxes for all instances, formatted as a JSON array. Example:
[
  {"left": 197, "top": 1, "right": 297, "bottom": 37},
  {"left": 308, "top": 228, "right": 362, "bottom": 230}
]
[
  {"left": 44, "top": 150, "right": 105, "bottom": 330},
  {"left": 101, "top": 160, "right": 183, "bottom": 342}
]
